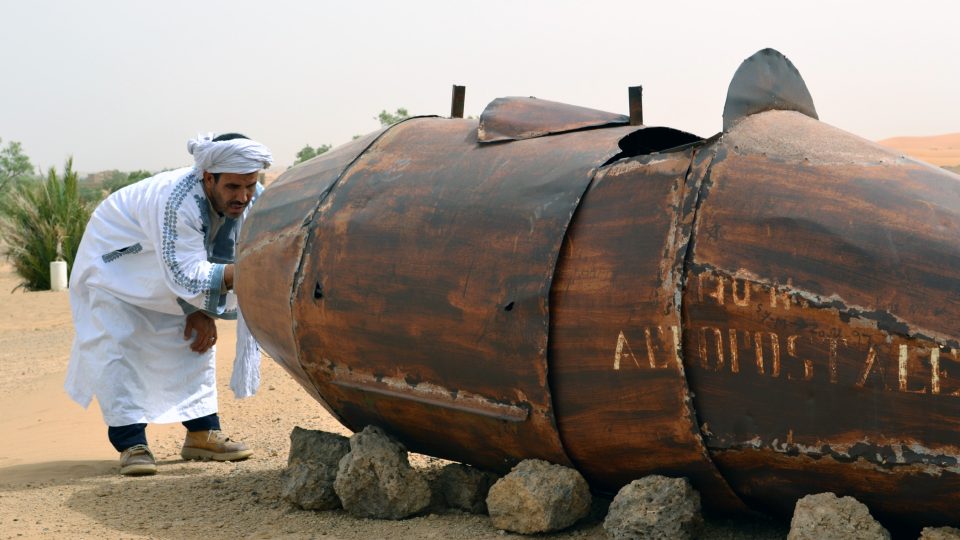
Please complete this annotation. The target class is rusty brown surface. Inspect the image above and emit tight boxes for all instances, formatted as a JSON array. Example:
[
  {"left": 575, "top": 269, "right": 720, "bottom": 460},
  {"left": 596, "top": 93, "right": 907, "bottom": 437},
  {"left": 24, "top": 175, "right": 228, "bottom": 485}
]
[
  {"left": 711, "top": 449, "right": 960, "bottom": 529},
  {"left": 549, "top": 149, "right": 746, "bottom": 513},
  {"left": 288, "top": 117, "right": 634, "bottom": 470},
  {"left": 627, "top": 86, "right": 643, "bottom": 126},
  {"left": 236, "top": 130, "right": 387, "bottom": 408},
  {"left": 450, "top": 84, "right": 465, "bottom": 118},
  {"left": 682, "top": 109, "right": 960, "bottom": 526},
  {"left": 478, "top": 96, "right": 628, "bottom": 143}
]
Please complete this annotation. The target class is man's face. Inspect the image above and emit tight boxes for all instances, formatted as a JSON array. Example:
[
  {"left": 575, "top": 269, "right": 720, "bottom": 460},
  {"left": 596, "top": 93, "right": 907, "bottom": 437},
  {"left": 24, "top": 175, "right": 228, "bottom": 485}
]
[{"left": 202, "top": 171, "right": 259, "bottom": 218}]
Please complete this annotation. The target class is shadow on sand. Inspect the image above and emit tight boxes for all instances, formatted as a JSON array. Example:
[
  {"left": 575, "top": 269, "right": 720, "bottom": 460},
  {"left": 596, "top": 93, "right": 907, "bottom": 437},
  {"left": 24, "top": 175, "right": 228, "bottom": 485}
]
[{"left": 0, "top": 459, "right": 117, "bottom": 488}]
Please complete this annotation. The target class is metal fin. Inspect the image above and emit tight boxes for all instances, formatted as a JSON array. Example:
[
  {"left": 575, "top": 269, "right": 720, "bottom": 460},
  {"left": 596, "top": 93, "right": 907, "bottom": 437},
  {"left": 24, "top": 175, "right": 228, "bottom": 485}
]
[{"left": 722, "top": 48, "right": 818, "bottom": 132}]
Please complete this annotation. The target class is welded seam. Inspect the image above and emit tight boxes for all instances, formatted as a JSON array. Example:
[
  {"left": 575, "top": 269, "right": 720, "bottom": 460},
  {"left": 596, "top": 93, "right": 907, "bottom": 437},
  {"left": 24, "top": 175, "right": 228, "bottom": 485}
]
[
  {"left": 286, "top": 117, "right": 431, "bottom": 402},
  {"left": 672, "top": 140, "right": 749, "bottom": 509},
  {"left": 289, "top": 116, "right": 434, "bottom": 300},
  {"left": 542, "top": 159, "right": 615, "bottom": 470},
  {"left": 331, "top": 373, "right": 530, "bottom": 422}
]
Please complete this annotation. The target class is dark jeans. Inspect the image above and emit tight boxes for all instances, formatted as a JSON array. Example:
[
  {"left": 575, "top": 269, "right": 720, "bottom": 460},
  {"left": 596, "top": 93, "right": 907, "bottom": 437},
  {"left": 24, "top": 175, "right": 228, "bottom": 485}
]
[{"left": 108, "top": 413, "right": 221, "bottom": 452}]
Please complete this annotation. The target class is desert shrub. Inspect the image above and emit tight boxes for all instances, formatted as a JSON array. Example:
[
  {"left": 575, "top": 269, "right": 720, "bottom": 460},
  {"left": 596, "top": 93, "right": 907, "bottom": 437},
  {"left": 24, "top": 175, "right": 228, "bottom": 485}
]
[{"left": 0, "top": 158, "right": 91, "bottom": 291}]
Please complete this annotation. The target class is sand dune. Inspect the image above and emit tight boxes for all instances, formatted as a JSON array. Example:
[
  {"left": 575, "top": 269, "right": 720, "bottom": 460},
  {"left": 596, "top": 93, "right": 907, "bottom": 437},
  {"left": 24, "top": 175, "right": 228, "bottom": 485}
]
[{"left": 877, "top": 132, "right": 960, "bottom": 167}]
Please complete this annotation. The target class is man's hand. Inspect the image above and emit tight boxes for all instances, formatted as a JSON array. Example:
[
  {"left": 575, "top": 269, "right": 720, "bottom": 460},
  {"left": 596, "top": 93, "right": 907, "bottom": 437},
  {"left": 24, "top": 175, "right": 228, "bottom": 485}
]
[{"left": 184, "top": 311, "right": 218, "bottom": 353}]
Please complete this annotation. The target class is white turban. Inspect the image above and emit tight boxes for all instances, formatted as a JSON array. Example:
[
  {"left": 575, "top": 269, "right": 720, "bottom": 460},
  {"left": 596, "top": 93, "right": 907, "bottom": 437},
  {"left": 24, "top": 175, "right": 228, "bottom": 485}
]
[{"left": 187, "top": 134, "right": 273, "bottom": 174}]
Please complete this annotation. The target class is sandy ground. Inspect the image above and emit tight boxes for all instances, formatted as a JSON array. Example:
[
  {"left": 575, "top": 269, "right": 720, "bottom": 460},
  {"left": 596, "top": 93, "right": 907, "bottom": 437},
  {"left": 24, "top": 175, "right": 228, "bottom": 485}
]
[{"left": 0, "top": 260, "right": 787, "bottom": 539}]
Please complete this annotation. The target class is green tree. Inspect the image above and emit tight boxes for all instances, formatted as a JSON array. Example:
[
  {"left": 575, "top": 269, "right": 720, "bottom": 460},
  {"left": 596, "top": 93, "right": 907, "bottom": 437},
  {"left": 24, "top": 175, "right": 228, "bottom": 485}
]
[
  {"left": 348, "top": 107, "right": 413, "bottom": 140},
  {"left": 78, "top": 169, "right": 154, "bottom": 202},
  {"left": 293, "top": 143, "right": 331, "bottom": 166},
  {"left": 298, "top": 107, "right": 412, "bottom": 162},
  {"left": 104, "top": 169, "right": 151, "bottom": 194},
  {"left": 376, "top": 107, "right": 410, "bottom": 127},
  {"left": 0, "top": 157, "right": 92, "bottom": 290},
  {"left": 0, "top": 138, "right": 35, "bottom": 192}
]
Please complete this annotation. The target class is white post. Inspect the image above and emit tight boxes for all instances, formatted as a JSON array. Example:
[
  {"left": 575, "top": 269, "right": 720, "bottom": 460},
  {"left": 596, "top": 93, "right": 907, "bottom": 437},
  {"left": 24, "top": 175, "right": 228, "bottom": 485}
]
[{"left": 50, "top": 260, "right": 68, "bottom": 291}]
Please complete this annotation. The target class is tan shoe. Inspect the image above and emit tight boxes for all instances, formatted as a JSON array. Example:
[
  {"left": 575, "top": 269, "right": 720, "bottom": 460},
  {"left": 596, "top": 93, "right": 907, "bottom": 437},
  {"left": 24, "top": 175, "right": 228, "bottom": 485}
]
[
  {"left": 180, "top": 430, "right": 253, "bottom": 462},
  {"left": 119, "top": 444, "right": 157, "bottom": 476}
]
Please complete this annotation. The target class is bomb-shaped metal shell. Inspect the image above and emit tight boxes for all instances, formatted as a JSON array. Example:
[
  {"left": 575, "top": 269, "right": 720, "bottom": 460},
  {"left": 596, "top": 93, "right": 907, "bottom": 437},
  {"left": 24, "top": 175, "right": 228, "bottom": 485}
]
[{"left": 236, "top": 49, "right": 960, "bottom": 529}]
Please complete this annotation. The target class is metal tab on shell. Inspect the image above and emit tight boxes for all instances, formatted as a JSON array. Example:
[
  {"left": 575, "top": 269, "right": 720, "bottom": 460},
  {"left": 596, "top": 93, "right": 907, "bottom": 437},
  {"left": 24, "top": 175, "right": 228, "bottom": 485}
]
[{"left": 478, "top": 96, "right": 628, "bottom": 142}]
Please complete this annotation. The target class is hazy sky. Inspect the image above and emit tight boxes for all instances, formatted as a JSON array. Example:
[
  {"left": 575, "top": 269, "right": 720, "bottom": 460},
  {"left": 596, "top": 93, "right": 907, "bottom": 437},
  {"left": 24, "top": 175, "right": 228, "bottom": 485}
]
[{"left": 1, "top": 0, "right": 958, "bottom": 173}]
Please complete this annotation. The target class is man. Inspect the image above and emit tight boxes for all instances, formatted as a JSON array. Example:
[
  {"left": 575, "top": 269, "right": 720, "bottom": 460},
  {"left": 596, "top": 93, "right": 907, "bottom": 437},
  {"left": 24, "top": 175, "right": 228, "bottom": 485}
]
[{"left": 65, "top": 133, "right": 271, "bottom": 476}]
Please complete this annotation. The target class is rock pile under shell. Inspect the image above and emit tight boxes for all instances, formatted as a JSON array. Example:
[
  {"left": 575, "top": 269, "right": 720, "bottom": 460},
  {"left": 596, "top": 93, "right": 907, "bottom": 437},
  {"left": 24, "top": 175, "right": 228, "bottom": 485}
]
[
  {"left": 603, "top": 475, "right": 703, "bottom": 540},
  {"left": 283, "top": 427, "right": 959, "bottom": 537},
  {"left": 333, "top": 425, "right": 432, "bottom": 519},
  {"left": 485, "top": 458, "right": 592, "bottom": 534},
  {"left": 787, "top": 492, "right": 890, "bottom": 540},
  {"left": 280, "top": 427, "right": 350, "bottom": 510}
]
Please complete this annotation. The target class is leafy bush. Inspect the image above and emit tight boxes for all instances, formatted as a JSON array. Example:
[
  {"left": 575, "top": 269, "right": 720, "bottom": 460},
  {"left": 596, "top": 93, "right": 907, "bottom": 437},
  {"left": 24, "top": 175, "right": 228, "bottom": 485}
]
[
  {"left": 293, "top": 144, "right": 331, "bottom": 166},
  {"left": 0, "top": 158, "right": 91, "bottom": 291}
]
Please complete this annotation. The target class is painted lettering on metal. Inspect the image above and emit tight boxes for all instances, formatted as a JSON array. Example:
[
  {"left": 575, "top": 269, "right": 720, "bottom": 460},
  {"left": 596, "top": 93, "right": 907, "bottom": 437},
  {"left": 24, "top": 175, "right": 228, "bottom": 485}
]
[
  {"left": 614, "top": 269, "right": 957, "bottom": 399},
  {"left": 681, "top": 269, "right": 956, "bottom": 398},
  {"left": 613, "top": 326, "right": 679, "bottom": 370},
  {"left": 614, "top": 324, "right": 951, "bottom": 398}
]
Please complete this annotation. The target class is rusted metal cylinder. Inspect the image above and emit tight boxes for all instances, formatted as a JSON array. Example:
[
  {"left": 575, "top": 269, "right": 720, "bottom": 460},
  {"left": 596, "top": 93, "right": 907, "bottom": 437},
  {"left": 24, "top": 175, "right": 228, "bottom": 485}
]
[{"left": 236, "top": 50, "right": 960, "bottom": 529}]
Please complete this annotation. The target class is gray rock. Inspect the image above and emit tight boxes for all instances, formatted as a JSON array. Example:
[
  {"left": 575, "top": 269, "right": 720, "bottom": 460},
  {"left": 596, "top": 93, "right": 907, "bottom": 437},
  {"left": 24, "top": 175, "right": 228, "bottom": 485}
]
[
  {"left": 279, "top": 427, "right": 350, "bottom": 510},
  {"left": 922, "top": 527, "right": 960, "bottom": 540},
  {"left": 437, "top": 463, "right": 499, "bottom": 514},
  {"left": 602, "top": 475, "right": 703, "bottom": 540},
  {"left": 486, "top": 459, "right": 591, "bottom": 534},
  {"left": 333, "top": 425, "right": 432, "bottom": 519},
  {"left": 787, "top": 492, "right": 890, "bottom": 540},
  {"left": 420, "top": 466, "right": 449, "bottom": 514}
]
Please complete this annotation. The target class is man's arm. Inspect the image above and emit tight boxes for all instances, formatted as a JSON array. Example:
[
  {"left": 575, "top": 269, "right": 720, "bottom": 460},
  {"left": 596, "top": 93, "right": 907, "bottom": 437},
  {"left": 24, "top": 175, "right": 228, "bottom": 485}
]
[
  {"left": 223, "top": 263, "right": 235, "bottom": 291},
  {"left": 150, "top": 171, "right": 230, "bottom": 315}
]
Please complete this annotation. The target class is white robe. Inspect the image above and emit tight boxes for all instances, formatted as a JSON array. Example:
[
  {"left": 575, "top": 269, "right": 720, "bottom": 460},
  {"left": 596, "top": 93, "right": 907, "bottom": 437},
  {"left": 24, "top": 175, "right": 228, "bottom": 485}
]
[{"left": 64, "top": 167, "right": 262, "bottom": 426}]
